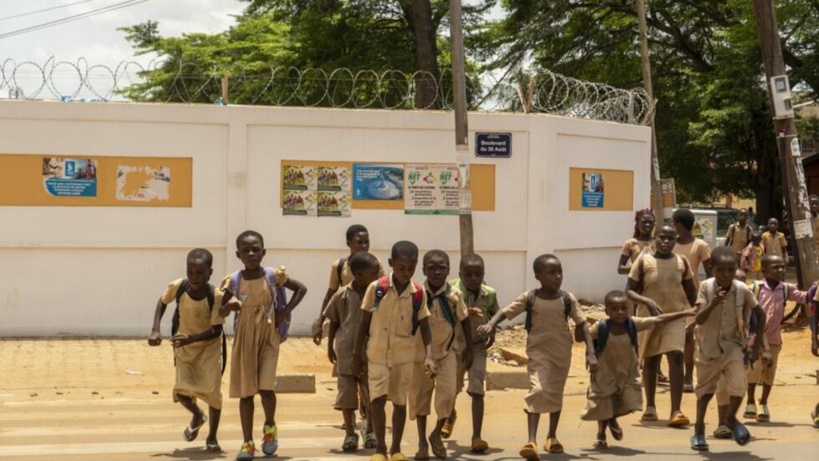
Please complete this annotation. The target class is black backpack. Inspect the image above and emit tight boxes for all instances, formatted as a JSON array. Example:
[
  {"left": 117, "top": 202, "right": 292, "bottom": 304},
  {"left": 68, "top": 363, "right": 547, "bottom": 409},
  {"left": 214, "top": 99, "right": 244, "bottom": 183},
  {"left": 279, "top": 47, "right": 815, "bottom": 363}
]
[
  {"left": 593, "top": 318, "right": 638, "bottom": 357},
  {"left": 173, "top": 281, "right": 227, "bottom": 376}
]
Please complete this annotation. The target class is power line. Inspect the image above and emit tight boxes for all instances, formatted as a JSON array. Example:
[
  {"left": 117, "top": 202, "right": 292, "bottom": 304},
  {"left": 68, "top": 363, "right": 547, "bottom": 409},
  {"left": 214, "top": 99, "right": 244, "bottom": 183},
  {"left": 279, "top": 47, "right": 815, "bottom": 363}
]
[
  {"left": 0, "top": 0, "right": 99, "bottom": 22},
  {"left": 0, "top": 0, "right": 150, "bottom": 40}
]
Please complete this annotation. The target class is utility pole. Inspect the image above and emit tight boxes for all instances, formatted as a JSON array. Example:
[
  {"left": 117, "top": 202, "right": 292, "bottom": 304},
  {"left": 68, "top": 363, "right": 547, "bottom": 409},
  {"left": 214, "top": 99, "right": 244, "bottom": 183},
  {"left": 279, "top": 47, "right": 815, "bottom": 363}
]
[
  {"left": 752, "top": 0, "right": 818, "bottom": 289},
  {"left": 449, "top": 0, "right": 474, "bottom": 255},
  {"left": 636, "top": 0, "right": 665, "bottom": 222}
]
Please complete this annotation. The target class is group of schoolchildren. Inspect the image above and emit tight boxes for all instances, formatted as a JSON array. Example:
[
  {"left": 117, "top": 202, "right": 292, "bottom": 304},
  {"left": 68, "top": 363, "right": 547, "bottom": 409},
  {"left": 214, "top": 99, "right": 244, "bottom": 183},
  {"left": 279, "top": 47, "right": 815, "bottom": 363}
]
[{"left": 147, "top": 211, "right": 819, "bottom": 461}]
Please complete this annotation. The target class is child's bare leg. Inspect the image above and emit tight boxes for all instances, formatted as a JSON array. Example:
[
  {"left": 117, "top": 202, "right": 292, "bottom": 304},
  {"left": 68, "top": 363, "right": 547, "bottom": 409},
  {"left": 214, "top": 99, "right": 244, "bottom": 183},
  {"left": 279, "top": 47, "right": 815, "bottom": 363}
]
[
  {"left": 446, "top": 406, "right": 457, "bottom": 426},
  {"left": 206, "top": 406, "right": 221, "bottom": 446},
  {"left": 177, "top": 395, "right": 205, "bottom": 428},
  {"left": 643, "top": 355, "right": 660, "bottom": 409},
  {"left": 239, "top": 397, "right": 254, "bottom": 442},
  {"left": 666, "top": 351, "right": 685, "bottom": 415},
  {"left": 726, "top": 396, "right": 743, "bottom": 429},
  {"left": 429, "top": 417, "right": 446, "bottom": 451},
  {"left": 470, "top": 392, "right": 484, "bottom": 441},
  {"left": 746, "top": 383, "right": 757, "bottom": 405},
  {"left": 694, "top": 393, "right": 713, "bottom": 436},
  {"left": 342, "top": 409, "right": 356, "bottom": 437},
  {"left": 684, "top": 330, "right": 695, "bottom": 389},
  {"left": 547, "top": 410, "right": 561, "bottom": 439},
  {"left": 416, "top": 415, "right": 428, "bottom": 453},
  {"left": 759, "top": 384, "right": 772, "bottom": 406},
  {"left": 259, "top": 390, "right": 277, "bottom": 427},
  {"left": 717, "top": 405, "right": 728, "bottom": 427},
  {"left": 526, "top": 411, "right": 540, "bottom": 444},
  {"left": 391, "top": 404, "right": 407, "bottom": 455},
  {"left": 371, "top": 396, "right": 388, "bottom": 456},
  {"left": 596, "top": 420, "right": 608, "bottom": 442}
]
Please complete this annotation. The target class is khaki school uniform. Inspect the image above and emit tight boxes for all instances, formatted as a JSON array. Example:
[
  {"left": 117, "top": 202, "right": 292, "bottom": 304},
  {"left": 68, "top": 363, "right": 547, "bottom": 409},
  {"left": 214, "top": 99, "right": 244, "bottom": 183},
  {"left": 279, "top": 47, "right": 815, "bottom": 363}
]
[
  {"left": 361, "top": 274, "right": 430, "bottom": 405},
  {"left": 629, "top": 253, "right": 694, "bottom": 358},
  {"left": 761, "top": 231, "right": 787, "bottom": 260},
  {"left": 161, "top": 279, "right": 224, "bottom": 409},
  {"left": 502, "top": 292, "right": 586, "bottom": 414},
  {"left": 694, "top": 280, "right": 756, "bottom": 399},
  {"left": 581, "top": 317, "right": 658, "bottom": 421},
  {"left": 328, "top": 257, "right": 386, "bottom": 291},
  {"left": 409, "top": 282, "right": 468, "bottom": 420},
  {"left": 727, "top": 224, "right": 752, "bottom": 257},
  {"left": 674, "top": 239, "right": 711, "bottom": 289},
  {"left": 220, "top": 269, "right": 287, "bottom": 399},
  {"left": 325, "top": 283, "right": 370, "bottom": 411},
  {"left": 451, "top": 279, "right": 499, "bottom": 396},
  {"left": 621, "top": 238, "right": 653, "bottom": 263}
]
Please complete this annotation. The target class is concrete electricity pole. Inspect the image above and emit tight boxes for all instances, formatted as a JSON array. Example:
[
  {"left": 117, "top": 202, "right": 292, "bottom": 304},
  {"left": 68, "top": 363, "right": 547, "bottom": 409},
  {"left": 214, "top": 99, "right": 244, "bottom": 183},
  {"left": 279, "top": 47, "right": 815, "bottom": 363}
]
[
  {"left": 449, "top": 0, "right": 474, "bottom": 256},
  {"left": 636, "top": 0, "right": 665, "bottom": 222},
  {"left": 752, "top": 0, "right": 818, "bottom": 288}
]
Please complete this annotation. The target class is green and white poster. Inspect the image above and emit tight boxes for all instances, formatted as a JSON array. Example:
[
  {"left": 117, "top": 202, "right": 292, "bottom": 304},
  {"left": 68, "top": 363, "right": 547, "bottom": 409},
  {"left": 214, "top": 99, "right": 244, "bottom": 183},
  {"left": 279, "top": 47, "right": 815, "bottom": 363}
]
[{"left": 405, "top": 164, "right": 460, "bottom": 215}]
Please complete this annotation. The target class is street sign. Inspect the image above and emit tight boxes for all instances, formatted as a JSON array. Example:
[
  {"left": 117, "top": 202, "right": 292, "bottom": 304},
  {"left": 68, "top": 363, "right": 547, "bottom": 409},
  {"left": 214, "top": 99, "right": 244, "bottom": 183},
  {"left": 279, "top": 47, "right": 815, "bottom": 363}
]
[{"left": 475, "top": 133, "right": 511, "bottom": 158}]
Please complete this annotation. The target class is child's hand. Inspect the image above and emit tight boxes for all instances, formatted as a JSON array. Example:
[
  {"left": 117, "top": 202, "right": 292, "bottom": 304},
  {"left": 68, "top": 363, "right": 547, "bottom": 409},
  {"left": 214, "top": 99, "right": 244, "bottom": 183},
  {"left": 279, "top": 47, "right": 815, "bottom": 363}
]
[
  {"left": 586, "top": 351, "right": 599, "bottom": 374},
  {"left": 311, "top": 318, "right": 323, "bottom": 346},
  {"left": 424, "top": 357, "right": 438, "bottom": 379},
  {"left": 225, "top": 297, "right": 242, "bottom": 313},
  {"left": 484, "top": 329, "right": 496, "bottom": 349},
  {"left": 327, "top": 347, "right": 337, "bottom": 365},
  {"left": 467, "top": 307, "right": 484, "bottom": 318},
  {"left": 148, "top": 331, "right": 161, "bottom": 346},
  {"left": 476, "top": 324, "right": 492, "bottom": 338},
  {"left": 171, "top": 334, "right": 191, "bottom": 348},
  {"left": 274, "top": 310, "right": 288, "bottom": 327},
  {"left": 646, "top": 300, "right": 663, "bottom": 316},
  {"left": 761, "top": 349, "right": 773, "bottom": 368},
  {"left": 462, "top": 348, "right": 473, "bottom": 371}
]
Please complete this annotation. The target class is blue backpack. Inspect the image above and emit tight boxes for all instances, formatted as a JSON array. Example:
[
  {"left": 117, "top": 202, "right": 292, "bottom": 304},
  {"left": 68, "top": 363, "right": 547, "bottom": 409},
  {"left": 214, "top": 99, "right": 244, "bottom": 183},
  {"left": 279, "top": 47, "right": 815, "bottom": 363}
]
[
  {"left": 593, "top": 318, "right": 638, "bottom": 357},
  {"left": 173, "top": 280, "right": 227, "bottom": 375},
  {"left": 229, "top": 268, "right": 290, "bottom": 342}
]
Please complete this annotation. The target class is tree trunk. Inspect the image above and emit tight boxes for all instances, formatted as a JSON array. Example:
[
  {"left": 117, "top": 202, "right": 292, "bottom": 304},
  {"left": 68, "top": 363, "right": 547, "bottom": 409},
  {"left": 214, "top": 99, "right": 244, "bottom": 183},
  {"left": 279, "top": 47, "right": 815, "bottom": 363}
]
[{"left": 409, "top": 0, "right": 442, "bottom": 109}]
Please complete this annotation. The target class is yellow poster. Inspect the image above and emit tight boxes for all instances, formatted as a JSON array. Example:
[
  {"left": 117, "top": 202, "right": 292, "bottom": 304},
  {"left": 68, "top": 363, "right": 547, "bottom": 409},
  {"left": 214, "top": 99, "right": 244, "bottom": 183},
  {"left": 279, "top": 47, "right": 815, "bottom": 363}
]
[{"left": 0, "top": 154, "right": 192, "bottom": 207}]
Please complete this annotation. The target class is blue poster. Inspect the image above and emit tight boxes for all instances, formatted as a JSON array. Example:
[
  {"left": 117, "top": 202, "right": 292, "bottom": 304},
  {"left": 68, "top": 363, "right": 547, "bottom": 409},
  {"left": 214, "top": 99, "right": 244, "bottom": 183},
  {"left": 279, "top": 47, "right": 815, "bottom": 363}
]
[
  {"left": 581, "top": 172, "right": 604, "bottom": 208},
  {"left": 353, "top": 164, "right": 404, "bottom": 201},
  {"left": 42, "top": 157, "right": 98, "bottom": 197}
]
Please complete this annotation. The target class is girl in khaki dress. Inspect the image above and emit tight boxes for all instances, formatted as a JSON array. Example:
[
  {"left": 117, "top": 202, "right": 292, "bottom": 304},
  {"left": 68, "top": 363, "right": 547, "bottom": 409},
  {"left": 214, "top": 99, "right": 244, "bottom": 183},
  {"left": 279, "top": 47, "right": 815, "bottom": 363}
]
[
  {"left": 219, "top": 231, "right": 307, "bottom": 461},
  {"left": 626, "top": 224, "right": 697, "bottom": 428},
  {"left": 617, "top": 208, "right": 655, "bottom": 275},
  {"left": 478, "top": 254, "right": 596, "bottom": 460}
]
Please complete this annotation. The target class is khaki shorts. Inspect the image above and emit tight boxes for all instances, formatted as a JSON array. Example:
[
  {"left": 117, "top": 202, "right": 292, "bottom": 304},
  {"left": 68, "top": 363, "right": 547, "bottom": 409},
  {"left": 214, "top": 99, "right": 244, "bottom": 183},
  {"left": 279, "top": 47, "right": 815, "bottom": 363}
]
[
  {"left": 457, "top": 345, "right": 487, "bottom": 396},
  {"left": 746, "top": 344, "right": 782, "bottom": 386},
  {"left": 368, "top": 361, "right": 413, "bottom": 406},
  {"left": 694, "top": 346, "right": 745, "bottom": 399},
  {"left": 409, "top": 353, "right": 458, "bottom": 421},
  {"left": 335, "top": 372, "right": 370, "bottom": 411}
]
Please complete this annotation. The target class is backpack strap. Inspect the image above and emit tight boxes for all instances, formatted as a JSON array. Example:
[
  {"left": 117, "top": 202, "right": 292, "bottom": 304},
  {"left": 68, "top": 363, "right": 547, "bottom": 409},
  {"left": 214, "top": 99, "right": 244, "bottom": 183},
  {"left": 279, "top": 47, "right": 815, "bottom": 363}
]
[
  {"left": 373, "top": 275, "right": 390, "bottom": 310},
  {"left": 229, "top": 271, "right": 243, "bottom": 334},
  {"left": 561, "top": 290, "right": 571, "bottom": 322},
  {"left": 426, "top": 283, "right": 457, "bottom": 349},
  {"left": 626, "top": 317, "right": 639, "bottom": 353},
  {"left": 409, "top": 281, "right": 425, "bottom": 336},
  {"left": 336, "top": 258, "right": 347, "bottom": 287},
  {"left": 173, "top": 281, "right": 226, "bottom": 375},
  {"left": 524, "top": 290, "right": 537, "bottom": 332},
  {"left": 171, "top": 279, "right": 189, "bottom": 337},
  {"left": 263, "top": 267, "right": 291, "bottom": 343},
  {"left": 593, "top": 319, "right": 609, "bottom": 357}
]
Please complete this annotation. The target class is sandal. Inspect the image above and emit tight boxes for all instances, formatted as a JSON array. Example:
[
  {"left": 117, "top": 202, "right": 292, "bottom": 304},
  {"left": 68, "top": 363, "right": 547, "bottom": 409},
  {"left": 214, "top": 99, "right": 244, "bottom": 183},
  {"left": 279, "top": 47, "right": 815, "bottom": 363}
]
[
  {"left": 390, "top": 453, "right": 408, "bottom": 461},
  {"left": 731, "top": 422, "right": 751, "bottom": 446},
  {"left": 544, "top": 437, "right": 564, "bottom": 454},
  {"left": 609, "top": 422, "right": 623, "bottom": 441},
  {"left": 342, "top": 433, "right": 360, "bottom": 452},
  {"left": 414, "top": 449, "right": 430, "bottom": 461},
  {"left": 429, "top": 434, "right": 447, "bottom": 459},
  {"left": 743, "top": 403, "right": 757, "bottom": 419},
  {"left": 713, "top": 425, "right": 733, "bottom": 439},
  {"left": 641, "top": 406, "right": 658, "bottom": 422},
  {"left": 593, "top": 439, "right": 608, "bottom": 449},
  {"left": 690, "top": 434, "right": 709, "bottom": 451},
  {"left": 470, "top": 438, "right": 489, "bottom": 453},
  {"left": 657, "top": 374, "right": 670, "bottom": 387},
  {"left": 667, "top": 411, "right": 690, "bottom": 428},
  {"left": 756, "top": 405, "right": 770, "bottom": 423},
  {"left": 683, "top": 383, "right": 695, "bottom": 393},
  {"left": 205, "top": 441, "right": 222, "bottom": 452},
  {"left": 441, "top": 414, "right": 456, "bottom": 440},
  {"left": 519, "top": 442, "right": 538, "bottom": 460},
  {"left": 362, "top": 430, "right": 377, "bottom": 449},
  {"left": 183, "top": 415, "right": 207, "bottom": 442}
]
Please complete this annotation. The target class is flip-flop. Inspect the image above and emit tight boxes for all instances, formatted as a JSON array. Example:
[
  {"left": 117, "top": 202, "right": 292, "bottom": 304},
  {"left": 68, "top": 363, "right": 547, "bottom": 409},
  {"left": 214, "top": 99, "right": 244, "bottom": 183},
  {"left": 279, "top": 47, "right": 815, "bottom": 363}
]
[
  {"left": 183, "top": 415, "right": 207, "bottom": 442},
  {"left": 429, "top": 435, "right": 447, "bottom": 459},
  {"left": 657, "top": 374, "right": 670, "bottom": 386},
  {"left": 743, "top": 404, "right": 757, "bottom": 419},
  {"left": 731, "top": 422, "right": 751, "bottom": 446},
  {"left": 544, "top": 437, "right": 564, "bottom": 454},
  {"left": 414, "top": 449, "right": 430, "bottom": 461},
  {"left": 470, "top": 439, "right": 488, "bottom": 453},
  {"left": 440, "top": 415, "right": 455, "bottom": 440},
  {"left": 812, "top": 410, "right": 819, "bottom": 428},
  {"left": 342, "top": 433, "right": 360, "bottom": 452},
  {"left": 756, "top": 405, "right": 770, "bottom": 423},
  {"left": 390, "top": 453, "right": 408, "bottom": 461},
  {"left": 205, "top": 441, "right": 221, "bottom": 452},
  {"left": 519, "top": 442, "right": 538, "bottom": 460},
  {"left": 668, "top": 411, "right": 690, "bottom": 427},
  {"left": 713, "top": 425, "right": 733, "bottom": 439},
  {"left": 683, "top": 383, "right": 695, "bottom": 393},
  {"left": 641, "top": 406, "right": 658, "bottom": 422},
  {"left": 690, "top": 434, "right": 709, "bottom": 451},
  {"left": 609, "top": 423, "right": 623, "bottom": 441},
  {"left": 593, "top": 439, "right": 608, "bottom": 449}
]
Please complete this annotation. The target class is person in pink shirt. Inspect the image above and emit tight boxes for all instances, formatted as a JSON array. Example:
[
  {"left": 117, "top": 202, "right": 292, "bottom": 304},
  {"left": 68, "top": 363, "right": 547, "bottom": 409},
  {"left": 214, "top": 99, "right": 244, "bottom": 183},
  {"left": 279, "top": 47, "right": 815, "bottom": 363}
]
[{"left": 744, "top": 254, "right": 807, "bottom": 424}]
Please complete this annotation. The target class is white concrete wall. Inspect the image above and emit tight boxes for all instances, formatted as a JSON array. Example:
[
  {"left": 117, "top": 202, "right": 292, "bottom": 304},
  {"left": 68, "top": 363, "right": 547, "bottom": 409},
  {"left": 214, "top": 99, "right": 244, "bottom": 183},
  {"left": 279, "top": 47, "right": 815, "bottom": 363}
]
[{"left": 0, "top": 101, "right": 650, "bottom": 336}]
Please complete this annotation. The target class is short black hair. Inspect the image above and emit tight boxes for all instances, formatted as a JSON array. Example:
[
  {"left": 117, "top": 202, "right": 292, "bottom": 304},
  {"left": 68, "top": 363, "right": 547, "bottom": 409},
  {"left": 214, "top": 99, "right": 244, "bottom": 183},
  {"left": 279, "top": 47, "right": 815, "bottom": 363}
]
[
  {"left": 187, "top": 248, "right": 213, "bottom": 268},
  {"left": 460, "top": 253, "right": 485, "bottom": 270},
  {"left": 423, "top": 249, "right": 450, "bottom": 267},
  {"left": 533, "top": 254, "right": 559, "bottom": 272},
  {"left": 391, "top": 240, "right": 419, "bottom": 260},
  {"left": 761, "top": 253, "right": 782, "bottom": 269},
  {"left": 604, "top": 290, "right": 627, "bottom": 305},
  {"left": 658, "top": 223, "right": 677, "bottom": 235},
  {"left": 672, "top": 208, "right": 695, "bottom": 231},
  {"left": 710, "top": 245, "right": 738, "bottom": 264},
  {"left": 346, "top": 224, "right": 369, "bottom": 241},
  {"left": 236, "top": 230, "right": 264, "bottom": 248},
  {"left": 349, "top": 251, "right": 379, "bottom": 274}
]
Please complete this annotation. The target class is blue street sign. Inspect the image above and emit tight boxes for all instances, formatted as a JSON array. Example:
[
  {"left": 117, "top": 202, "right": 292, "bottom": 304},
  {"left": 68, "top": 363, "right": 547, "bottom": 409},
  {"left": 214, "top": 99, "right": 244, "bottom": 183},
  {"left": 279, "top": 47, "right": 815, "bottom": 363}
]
[{"left": 475, "top": 133, "right": 512, "bottom": 158}]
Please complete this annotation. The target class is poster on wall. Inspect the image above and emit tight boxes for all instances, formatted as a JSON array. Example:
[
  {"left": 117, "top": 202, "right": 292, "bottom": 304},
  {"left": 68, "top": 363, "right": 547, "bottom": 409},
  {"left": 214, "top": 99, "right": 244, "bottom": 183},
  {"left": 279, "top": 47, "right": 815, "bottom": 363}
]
[
  {"left": 581, "top": 172, "right": 605, "bottom": 208},
  {"left": 317, "top": 165, "right": 352, "bottom": 217},
  {"left": 282, "top": 164, "right": 318, "bottom": 216},
  {"left": 42, "top": 157, "right": 98, "bottom": 197},
  {"left": 353, "top": 163, "right": 404, "bottom": 201},
  {"left": 115, "top": 165, "right": 171, "bottom": 202},
  {"left": 405, "top": 163, "right": 460, "bottom": 215}
]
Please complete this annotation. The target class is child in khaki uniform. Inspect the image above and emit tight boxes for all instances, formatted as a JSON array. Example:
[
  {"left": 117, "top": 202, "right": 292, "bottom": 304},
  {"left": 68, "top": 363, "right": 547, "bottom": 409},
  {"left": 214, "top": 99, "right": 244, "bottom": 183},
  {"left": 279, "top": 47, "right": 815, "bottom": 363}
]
[
  {"left": 219, "top": 231, "right": 307, "bottom": 461},
  {"left": 326, "top": 252, "right": 382, "bottom": 452},
  {"left": 408, "top": 250, "right": 472, "bottom": 460},
  {"left": 690, "top": 247, "right": 768, "bottom": 451},
  {"left": 479, "top": 254, "right": 596, "bottom": 459},
  {"left": 444, "top": 253, "right": 499, "bottom": 453},
  {"left": 582, "top": 290, "right": 694, "bottom": 449},
  {"left": 354, "top": 241, "right": 435, "bottom": 461},
  {"left": 761, "top": 218, "right": 789, "bottom": 264},
  {"left": 148, "top": 248, "right": 225, "bottom": 451}
]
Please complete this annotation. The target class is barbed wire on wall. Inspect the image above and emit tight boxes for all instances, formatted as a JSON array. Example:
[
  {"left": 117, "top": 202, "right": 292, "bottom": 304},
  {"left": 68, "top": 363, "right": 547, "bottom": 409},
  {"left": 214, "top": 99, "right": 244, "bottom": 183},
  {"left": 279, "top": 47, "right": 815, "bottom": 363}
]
[{"left": 0, "top": 57, "right": 651, "bottom": 125}]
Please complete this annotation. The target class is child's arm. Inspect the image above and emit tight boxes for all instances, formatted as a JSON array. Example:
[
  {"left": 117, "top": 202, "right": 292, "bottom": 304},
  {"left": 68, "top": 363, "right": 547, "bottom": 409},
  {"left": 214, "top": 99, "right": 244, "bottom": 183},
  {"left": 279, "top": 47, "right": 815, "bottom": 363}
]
[
  {"left": 171, "top": 324, "right": 223, "bottom": 348},
  {"left": 786, "top": 283, "right": 809, "bottom": 305},
  {"left": 327, "top": 319, "right": 339, "bottom": 365},
  {"left": 274, "top": 277, "right": 307, "bottom": 326},
  {"left": 418, "top": 317, "right": 437, "bottom": 378},
  {"left": 148, "top": 298, "right": 167, "bottom": 346},
  {"left": 750, "top": 305, "right": 773, "bottom": 366},
  {"left": 625, "top": 278, "right": 663, "bottom": 315},
  {"left": 658, "top": 309, "right": 697, "bottom": 324},
  {"left": 352, "top": 310, "right": 371, "bottom": 377},
  {"left": 695, "top": 284, "right": 726, "bottom": 325},
  {"left": 617, "top": 254, "right": 632, "bottom": 275},
  {"left": 682, "top": 277, "right": 697, "bottom": 307},
  {"left": 580, "top": 322, "right": 598, "bottom": 373},
  {"left": 460, "top": 318, "right": 473, "bottom": 370},
  {"left": 476, "top": 309, "right": 506, "bottom": 348}
]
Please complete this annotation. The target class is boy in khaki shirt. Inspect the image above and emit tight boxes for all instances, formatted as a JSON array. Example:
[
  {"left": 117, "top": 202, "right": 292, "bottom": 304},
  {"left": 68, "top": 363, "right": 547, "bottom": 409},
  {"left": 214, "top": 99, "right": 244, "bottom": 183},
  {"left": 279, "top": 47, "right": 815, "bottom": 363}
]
[
  {"left": 354, "top": 241, "right": 435, "bottom": 461},
  {"left": 690, "top": 246, "right": 769, "bottom": 451},
  {"left": 409, "top": 250, "right": 472, "bottom": 460}
]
